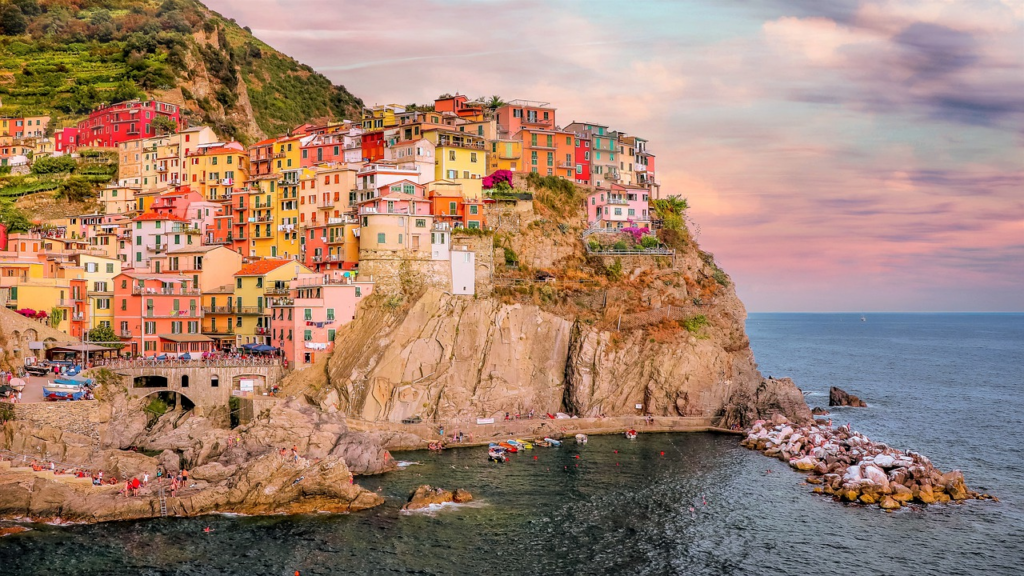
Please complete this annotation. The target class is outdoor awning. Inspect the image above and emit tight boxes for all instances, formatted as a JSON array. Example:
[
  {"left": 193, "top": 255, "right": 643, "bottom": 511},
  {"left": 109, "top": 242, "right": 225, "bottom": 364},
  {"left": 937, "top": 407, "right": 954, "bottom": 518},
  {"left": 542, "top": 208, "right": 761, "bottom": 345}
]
[
  {"left": 49, "top": 344, "right": 120, "bottom": 353},
  {"left": 157, "top": 334, "right": 214, "bottom": 343}
]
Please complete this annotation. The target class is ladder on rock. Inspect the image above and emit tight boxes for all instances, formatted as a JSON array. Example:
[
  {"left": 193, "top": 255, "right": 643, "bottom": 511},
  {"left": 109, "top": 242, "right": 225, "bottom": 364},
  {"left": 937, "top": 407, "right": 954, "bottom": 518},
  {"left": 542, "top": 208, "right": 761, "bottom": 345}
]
[{"left": 158, "top": 487, "right": 167, "bottom": 517}]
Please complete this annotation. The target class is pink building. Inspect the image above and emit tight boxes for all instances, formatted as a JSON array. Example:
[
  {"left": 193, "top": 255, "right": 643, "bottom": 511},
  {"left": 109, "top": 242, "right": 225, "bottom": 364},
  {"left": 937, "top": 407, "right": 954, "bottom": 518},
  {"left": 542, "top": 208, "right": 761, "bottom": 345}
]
[
  {"left": 269, "top": 271, "right": 373, "bottom": 367},
  {"left": 586, "top": 184, "right": 652, "bottom": 229},
  {"left": 113, "top": 271, "right": 209, "bottom": 357},
  {"left": 496, "top": 99, "right": 556, "bottom": 139}
]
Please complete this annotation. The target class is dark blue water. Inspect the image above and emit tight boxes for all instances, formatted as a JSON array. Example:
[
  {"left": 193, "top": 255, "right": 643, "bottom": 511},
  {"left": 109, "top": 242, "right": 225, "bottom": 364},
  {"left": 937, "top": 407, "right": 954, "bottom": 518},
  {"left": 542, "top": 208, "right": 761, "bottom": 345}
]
[{"left": 1, "top": 313, "right": 1021, "bottom": 575}]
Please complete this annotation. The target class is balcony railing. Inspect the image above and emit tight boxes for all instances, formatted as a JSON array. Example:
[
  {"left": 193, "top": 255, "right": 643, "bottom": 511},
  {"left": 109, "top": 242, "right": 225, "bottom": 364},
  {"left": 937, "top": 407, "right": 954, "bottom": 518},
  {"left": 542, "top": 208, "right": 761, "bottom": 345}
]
[
  {"left": 606, "top": 197, "right": 629, "bottom": 205},
  {"left": 203, "top": 327, "right": 234, "bottom": 336},
  {"left": 119, "top": 330, "right": 133, "bottom": 338},
  {"left": 436, "top": 136, "right": 485, "bottom": 150},
  {"left": 132, "top": 287, "right": 201, "bottom": 296},
  {"left": 264, "top": 287, "right": 290, "bottom": 295},
  {"left": 143, "top": 311, "right": 200, "bottom": 319},
  {"left": 203, "top": 305, "right": 235, "bottom": 314},
  {"left": 312, "top": 254, "right": 346, "bottom": 263},
  {"left": 238, "top": 306, "right": 265, "bottom": 315},
  {"left": 360, "top": 206, "right": 409, "bottom": 215}
]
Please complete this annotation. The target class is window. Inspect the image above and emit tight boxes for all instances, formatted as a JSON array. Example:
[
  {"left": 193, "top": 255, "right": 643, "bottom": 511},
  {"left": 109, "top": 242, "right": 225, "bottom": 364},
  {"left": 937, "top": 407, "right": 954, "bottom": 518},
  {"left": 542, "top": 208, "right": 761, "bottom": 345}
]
[
  {"left": 106, "top": 263, "right": 114, "bottom": 273},
  {"left": 355, "top": 287, "right": 362, "bottom": 297},
  {"left": 188, "top": 321, "right": 198, "bottom": 333},
  {"left": 470, "top": 152, "right": 477, "bottom": 162},
  {"left": 377, "top": 232, "right": 385, "bottom": 244},
  {"left": 469, "top": 205, "right": 478, "bottom": 215},
  {"left": 304, "top": 330, "right": 312, "bottom": 341},
  {"left": 145, "top": 321, "right": 156, "bottom": 334},
  {"left": 415, "top": 219, "right": 426, "bottom": 228},
  {"left": 327, "top": 308, "right": 335, "bottom": 321},
  {"left": 468, "top": 221, "right": 480, "bottom": 229},
  {"left": 236, "top": 278, "right": 242, "bottom": 289},
  {"left": 398, "top": 234, "right": 403, "bottom": 244},
  {"left": 256, "top": 277, "right": 263, "bottom": 288},
  {"left": 448, "top": 150, "right": 456, "bottom": 161}
]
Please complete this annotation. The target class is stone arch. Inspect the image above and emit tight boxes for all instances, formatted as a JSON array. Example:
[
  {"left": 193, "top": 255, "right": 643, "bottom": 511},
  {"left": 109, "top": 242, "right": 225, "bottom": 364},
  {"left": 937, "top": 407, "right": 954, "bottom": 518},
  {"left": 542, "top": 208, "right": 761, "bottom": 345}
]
[
  {"left": 133, "top": 374, "right": 169, "bottom": 388},
  {"left": 137, "top": 389, "right": 197, "bottom": 412},
  {"left": 9, "top": 330, "right": 21, "bottom": 359},
  {"left": 24, "top": 328, "right": 38, "bottom": 343}
]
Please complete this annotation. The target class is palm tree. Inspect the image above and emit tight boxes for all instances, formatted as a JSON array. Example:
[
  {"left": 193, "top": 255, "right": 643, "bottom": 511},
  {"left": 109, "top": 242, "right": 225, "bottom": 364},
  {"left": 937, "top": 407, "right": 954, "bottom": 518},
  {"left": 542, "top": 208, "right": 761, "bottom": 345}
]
[{"left": 485, "top": 95, "right": 506, "bottom": 110}]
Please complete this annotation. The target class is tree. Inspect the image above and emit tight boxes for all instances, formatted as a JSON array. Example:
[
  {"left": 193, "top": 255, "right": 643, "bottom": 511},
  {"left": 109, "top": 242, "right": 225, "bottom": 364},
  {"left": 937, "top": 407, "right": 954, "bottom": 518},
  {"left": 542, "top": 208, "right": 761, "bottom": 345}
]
[
  {"left": 485, "top": 95, "right": 506, "bottom": 110},
  {"left": 54, "top": 178, "right": 94, "bottom": 203},
  {"left": 0, "top": 5, "right": 27, "bottom": 35},
  {"left": 111, "top": 79, "right": 142, "bottom": 103},
  {"left": 0, "top": 201, "right": 32, "bottom": 233},
  {"left": 49, "top": 306, "right": 62, "bottom": 329},
  {"left": 86, "top": 324, "right": 121, "bottom": 347},
  {"left": 12, "top": 0, "right": 40, "bottom": 17},
  {"left": 31, "top": 154, "right": 77, "bottom": 175},
  {"left": 151, "top": 115, "right": 177, "bottom": 135}
]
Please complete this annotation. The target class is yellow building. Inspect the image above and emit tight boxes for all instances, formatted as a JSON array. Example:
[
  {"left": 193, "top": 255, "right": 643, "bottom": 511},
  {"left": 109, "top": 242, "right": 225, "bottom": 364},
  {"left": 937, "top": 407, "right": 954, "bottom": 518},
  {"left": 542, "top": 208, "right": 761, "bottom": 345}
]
[
  {"left": 487, "top": 139, "right": 523, "bottom": 174},
  {"left": 99, "top": 184, "right": 139, "bottom": 215},
  {"left": 202, "top": 283, "right": 235, "bottom": 349},
  {"left": 423, "top": 128, "right": 486, "bottom": 198},
  {"left": 73, "top": 254, "right": 121, "bottom": 331},
  {"left": 245, "top": 177, "right": 279, "bottom": 259},
  {"left": 185, "top": 144, "right": 248, "bottom": 201},
  {"left": 361, "top": 104, "right": 405, "bottom": 130},
  {"left": 232, "top": 259, "right": 312, "bottom": 347},
  {"left": 272, "top": 136, "right": 303, "bottom": 174}
]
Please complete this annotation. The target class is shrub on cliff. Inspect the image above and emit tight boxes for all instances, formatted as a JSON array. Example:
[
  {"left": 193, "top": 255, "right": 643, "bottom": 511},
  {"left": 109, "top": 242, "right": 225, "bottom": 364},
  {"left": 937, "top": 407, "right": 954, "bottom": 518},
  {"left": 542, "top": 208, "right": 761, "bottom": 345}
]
[{"left": 682, "top": 315, "right": 708, "bottom": 333}]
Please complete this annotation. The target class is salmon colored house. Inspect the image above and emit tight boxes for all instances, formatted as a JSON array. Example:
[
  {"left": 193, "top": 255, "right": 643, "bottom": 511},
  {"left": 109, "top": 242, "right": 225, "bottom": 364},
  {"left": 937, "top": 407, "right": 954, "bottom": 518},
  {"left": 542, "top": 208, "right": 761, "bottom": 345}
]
[{"left": 113, "top": 271, "right": 211, "bottom": 357}]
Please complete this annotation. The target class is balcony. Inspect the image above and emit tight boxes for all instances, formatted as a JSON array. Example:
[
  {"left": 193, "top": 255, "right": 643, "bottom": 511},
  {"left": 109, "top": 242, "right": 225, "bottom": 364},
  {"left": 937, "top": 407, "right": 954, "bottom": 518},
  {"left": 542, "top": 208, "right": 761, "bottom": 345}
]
[
  {"left": 530, "top": 141, "right": 557, "bottom": 150},
  {"left": 606, "top": 197, "right": 629, "bottom": 205},
  {"left": 272, "top": 152, "right": 285, "bottom": 159},
  {"left": 558, "top": 161, "right": 574, "bottom": 169},
  {"left": 144, "top": 311, "right": 200, "bottom": 319},
  {"left": 278, "top": 224, "right": 295, "bottom": 232},
  {"left": 521, "top": 117, "right": 553, "bottom": 127},
  {"left": 132, "top": 286, "right": 202, "bottom": 296},
  {"left": 319, "top": 198, "right": 335, "bottom": 208},
  {"left": 312, "top": 253, "right": 345, "bottom": 263},
  {"left": 203, "top": 327, "right": 234, "bottom": 336},
  {"left": 203, "top": 305, "right": 235, "bottom": 314},
  {"left": 328, "top": 215, "right": 357, "bottom": 225},
  {"left": 120, "top": 330, "right": 133, "bottom": 338},
  {"left": 264, "top": 286, "right": 290, "bottom": 296},
  {"left": 237, "top": 307, "right": 265, "bottom": 315},
  {"left": 71, "top": 313, "right": 85, "bottom": 322},
  {"left": 221, "top": 178, "right": 234, "bottom": 186},
  {"left": 156, "top": 165, "right": 168, "bottom": 172},
  {"left": 360, "top": 206, "right": 409, "bottom": 215},
  {"left": 436, "top": 136, "right": 485, "bottom": 150}
]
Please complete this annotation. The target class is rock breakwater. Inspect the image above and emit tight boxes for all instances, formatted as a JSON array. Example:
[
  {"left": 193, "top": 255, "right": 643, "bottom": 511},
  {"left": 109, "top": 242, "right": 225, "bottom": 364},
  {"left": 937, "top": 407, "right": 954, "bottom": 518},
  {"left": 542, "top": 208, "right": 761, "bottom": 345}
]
[{"left": 740, "top": 417, "right": 997, "bottom": 509}]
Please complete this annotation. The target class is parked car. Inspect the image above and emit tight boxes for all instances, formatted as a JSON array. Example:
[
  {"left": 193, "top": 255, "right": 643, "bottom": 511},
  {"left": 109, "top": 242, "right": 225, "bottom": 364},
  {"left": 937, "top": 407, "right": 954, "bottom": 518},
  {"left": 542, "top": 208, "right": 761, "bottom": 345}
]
[{"left": 401, "top": 415, "right": 423, "bottom": 424}]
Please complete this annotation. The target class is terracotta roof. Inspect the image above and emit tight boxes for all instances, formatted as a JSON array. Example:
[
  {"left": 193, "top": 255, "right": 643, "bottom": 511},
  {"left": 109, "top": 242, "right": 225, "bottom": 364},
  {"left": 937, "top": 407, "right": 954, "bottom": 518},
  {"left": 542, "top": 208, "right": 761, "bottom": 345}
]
[
  {"left": 234, "top": 259, "right": 294, "bottom": 277},
  {"left": 253, "top": 138, "right": 278, "bottom": 147},
  {"left": 132, "top": 212, "right": 189, "bottom": 222}
]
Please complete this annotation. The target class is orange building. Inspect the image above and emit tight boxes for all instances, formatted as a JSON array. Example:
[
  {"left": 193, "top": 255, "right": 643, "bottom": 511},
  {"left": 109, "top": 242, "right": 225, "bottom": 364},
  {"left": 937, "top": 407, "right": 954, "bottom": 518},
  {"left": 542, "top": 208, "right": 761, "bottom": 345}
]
[
  {"left": 496, "top": 99, "right": 556, "bottom": 139},
  {"left": 519, "top": 128, "right": 575, "bottom": 179}
]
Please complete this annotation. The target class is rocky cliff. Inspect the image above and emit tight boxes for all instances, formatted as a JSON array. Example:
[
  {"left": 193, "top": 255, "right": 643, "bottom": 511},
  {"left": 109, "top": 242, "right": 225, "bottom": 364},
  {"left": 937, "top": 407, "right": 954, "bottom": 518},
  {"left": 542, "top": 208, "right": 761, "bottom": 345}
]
[{"left": 291, "top": 181, "right": 810, "bottom": 428}]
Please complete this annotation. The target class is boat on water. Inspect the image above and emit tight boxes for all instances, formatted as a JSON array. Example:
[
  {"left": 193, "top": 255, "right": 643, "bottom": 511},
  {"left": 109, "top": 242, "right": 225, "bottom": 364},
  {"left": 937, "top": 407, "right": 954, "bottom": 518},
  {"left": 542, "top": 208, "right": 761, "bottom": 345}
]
[
  {"left": 535, "top": 441, "right": 551, "bottom": 448},
  {"left": 514, "top": 439, "right": 533, "bottom": 450},
  {"left": 543, "top": 437, "right": 562, "bottom": 446},
  {"left": 575, "top": 434, "right": 588, "bottom": 445},
  {"left": 625, "top": 429, "right": 638, "bottom": 440},
  {"left": 497, "top": 442, "right": 518, "bottom": 453},
  {"left": 861, "top": 315, "right": 866, "bottom": 322},
  {"left": 43, "top": 381, "right": 85, "bottom": 401},
  {"left": 488, "top": 447, "right": 508, "bottom": 463}
]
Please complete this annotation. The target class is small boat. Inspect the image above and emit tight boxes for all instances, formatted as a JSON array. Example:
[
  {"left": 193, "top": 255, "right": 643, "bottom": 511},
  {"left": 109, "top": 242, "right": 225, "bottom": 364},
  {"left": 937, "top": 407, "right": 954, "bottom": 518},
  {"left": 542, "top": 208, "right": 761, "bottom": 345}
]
[
  {"left": 535, "top": 441, "right": 551, "bottom": 448},
  {"left": 43, "top": 381, "right": 85, "bottom": 401},
  {"left": 543, "top": 437, "right": 562, "bottom": 446},
  {"left": 625, "top": 429, "right": 638, "bottom": 440},
  {"left": 506, "top": 440, "right": 524, "bottom": 449},
  {"left": 514, "top": 439, "right": 533, "bottom": 450},
  {"left": 498, "top": 442, "right": 518, "bottom": 453},
  {"left": 488, "top": 447, "right": 508, "bottom": 463},
  {"left": 427, "top": 441, "right": 444, "bottom": 452},
  {"left": 860, "top": 315, "right": 866, "bottom": 322},
  {"left": 575, "top": 434, "right": 588, "bottom": 445}
]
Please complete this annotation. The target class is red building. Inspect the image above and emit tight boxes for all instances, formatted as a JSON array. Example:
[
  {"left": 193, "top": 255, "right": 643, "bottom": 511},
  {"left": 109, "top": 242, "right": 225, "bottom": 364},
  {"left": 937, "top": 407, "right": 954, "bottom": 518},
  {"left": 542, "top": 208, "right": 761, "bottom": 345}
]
[
  {"left": 573, "top": 132, "right": 592, "bottom": 185},
  {"left": 361, "top": 131, "right": 385, "bottom": 162},
  {"left": 434, "top": 94, "right": 484, "bottom": 119},
  {"left": 55, "top": 127, "right": 80, "bottom": 153},
  {"left": 63, "top": 100, "right": 182, "bottom": 151}
]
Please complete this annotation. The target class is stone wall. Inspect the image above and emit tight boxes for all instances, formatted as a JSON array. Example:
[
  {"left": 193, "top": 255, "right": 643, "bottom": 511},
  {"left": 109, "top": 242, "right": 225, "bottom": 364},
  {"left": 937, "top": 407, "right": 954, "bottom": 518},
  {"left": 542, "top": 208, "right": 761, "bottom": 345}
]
[
  {"left": 0, "top": 306, "right": 79, "bottom": 370},
  {"left": 485, "top": 200, "right": 534, "bottom": 235},
  {"left": 13, "top": 401, "right": 102, "bottom": 440},
  {"left": 114, "top": 363, "right": 285, "bottom": 411},
  {"left": 451, "top": 234, "right": 495, "bottom": 297},
  {"left": 597, "top": 254, "right": 676, "bottom": 275},
  {"left": 358, "top": 250, "right": 451, "bottom": 296}
]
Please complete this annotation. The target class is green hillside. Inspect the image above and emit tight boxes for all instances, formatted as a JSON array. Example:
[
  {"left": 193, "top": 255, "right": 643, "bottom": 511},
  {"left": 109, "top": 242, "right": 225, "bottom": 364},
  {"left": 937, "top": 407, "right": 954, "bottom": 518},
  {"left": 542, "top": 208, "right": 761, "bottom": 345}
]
[{"left": 0, "top": 0, "right": 362, "bottom": 143}]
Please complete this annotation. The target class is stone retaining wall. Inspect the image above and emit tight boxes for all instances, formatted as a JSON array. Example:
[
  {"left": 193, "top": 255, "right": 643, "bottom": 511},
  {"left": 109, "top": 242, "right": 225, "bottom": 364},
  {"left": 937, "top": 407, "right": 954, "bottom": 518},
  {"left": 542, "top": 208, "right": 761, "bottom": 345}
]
[{"left": 13, "top": 401, "right": 101, "bottom": 440}]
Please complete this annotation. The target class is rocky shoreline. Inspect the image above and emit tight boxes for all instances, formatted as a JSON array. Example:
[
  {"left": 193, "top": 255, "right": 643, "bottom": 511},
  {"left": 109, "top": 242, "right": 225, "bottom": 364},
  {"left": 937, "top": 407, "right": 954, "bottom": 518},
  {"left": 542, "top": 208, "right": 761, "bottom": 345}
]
[{"left": 741, "top": 416, "right": 997, "bottom": 509}]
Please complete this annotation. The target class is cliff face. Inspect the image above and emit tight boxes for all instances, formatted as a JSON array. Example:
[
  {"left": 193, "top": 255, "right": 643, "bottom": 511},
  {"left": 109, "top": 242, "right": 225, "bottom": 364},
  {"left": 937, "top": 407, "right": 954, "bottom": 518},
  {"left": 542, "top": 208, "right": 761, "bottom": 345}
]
[{"left": 296, "top": 184, "right": 809, "bottom": 427}]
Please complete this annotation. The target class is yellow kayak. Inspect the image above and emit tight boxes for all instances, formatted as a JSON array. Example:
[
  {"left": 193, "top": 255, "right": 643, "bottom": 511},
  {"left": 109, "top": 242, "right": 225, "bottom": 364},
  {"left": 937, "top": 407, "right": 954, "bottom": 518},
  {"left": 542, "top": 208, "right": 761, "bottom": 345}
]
[{"left": 515, "top": 439, "right": 534, "bottom": 449}]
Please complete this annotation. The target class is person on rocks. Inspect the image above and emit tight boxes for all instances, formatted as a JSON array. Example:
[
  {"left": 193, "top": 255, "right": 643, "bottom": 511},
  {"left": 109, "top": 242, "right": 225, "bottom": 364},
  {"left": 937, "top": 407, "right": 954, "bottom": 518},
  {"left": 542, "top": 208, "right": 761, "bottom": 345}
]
[
  {"left": 131, "top": 477, "right": 141, "bottom": 497},
  {"left": 143, "top": 472, "right": 149, "bottom": 487},
  {"left": 120, "top": 480, "right": 131, "bottom": 498}
]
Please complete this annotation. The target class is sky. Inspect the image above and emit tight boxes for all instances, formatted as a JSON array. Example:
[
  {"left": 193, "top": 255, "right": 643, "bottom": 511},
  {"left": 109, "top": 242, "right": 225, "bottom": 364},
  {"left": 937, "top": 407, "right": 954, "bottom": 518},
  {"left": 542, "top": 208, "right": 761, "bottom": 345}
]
[{"left": 205, "top": 0, "right": 1024, "bottom": 312}]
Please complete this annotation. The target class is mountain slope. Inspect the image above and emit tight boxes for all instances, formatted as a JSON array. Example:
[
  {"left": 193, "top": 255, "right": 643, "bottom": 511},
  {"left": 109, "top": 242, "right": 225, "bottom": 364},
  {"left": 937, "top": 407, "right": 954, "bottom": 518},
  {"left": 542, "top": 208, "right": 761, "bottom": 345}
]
[{"left": 0, "top": 0, "right": 361, "bottom": 143}]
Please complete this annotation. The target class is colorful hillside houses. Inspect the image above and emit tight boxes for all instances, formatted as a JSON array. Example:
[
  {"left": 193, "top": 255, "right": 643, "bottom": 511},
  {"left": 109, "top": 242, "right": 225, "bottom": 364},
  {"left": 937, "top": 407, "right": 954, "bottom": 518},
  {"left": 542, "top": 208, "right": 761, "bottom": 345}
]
[{"left": 5, "top": 89, "right": 664, "bottom": 363}]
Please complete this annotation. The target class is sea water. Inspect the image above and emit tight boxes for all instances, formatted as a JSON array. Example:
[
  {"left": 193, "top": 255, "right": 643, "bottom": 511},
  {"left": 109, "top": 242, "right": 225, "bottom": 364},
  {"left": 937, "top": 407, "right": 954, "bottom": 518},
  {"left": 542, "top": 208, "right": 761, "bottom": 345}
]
[{"left": 1, "top": 313, "right": 1021, "bottom": 575}]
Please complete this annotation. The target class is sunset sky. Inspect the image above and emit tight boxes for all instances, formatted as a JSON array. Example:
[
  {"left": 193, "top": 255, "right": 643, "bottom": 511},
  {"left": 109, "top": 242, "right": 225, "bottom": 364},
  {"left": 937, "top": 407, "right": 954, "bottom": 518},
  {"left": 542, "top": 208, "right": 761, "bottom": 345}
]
[{"left": 206, "top": 0, "right": 1023, "bottom": 312}]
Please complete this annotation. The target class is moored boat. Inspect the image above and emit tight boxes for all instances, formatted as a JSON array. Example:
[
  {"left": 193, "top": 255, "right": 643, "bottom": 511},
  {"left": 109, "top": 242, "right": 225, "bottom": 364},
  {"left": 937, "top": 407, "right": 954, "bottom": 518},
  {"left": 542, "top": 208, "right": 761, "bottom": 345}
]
[
  {"left": 488, "top": 447, "right": 508, "bottom": 463},
  {"left": 498, "top": 442, "right": 518, "bottom": 453},
  {"left": 625, "top": 429, "right": 638, "bottom": 440},
  {"left": 43, "top": 381, "right": 85, "bottom": 401},
  {"left": 514, "top": 439, "right": 533, "bottom": 449},
  {"left": 543, "top": 437, "right": 562, "bottom": 446},
  {"left": 575, "top": 434, "right": 588, "bottom": 445}
]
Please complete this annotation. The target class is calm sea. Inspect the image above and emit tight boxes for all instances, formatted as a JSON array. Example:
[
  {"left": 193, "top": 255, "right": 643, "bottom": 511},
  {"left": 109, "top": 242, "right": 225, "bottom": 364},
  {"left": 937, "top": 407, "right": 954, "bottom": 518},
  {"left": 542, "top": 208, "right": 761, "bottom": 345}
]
[{"left": 1, "top": 313, "right": 1021, "bottom": 575}]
